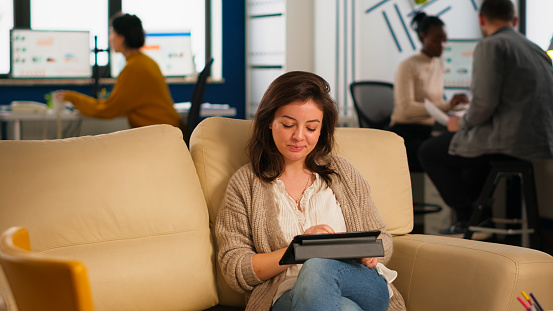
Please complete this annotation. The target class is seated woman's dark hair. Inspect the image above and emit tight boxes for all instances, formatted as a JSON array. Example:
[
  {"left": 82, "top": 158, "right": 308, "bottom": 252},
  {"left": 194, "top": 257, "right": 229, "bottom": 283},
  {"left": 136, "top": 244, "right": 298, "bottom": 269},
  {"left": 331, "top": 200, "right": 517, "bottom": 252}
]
[
  {"left": 111, "top": 13, "right": 145, "bottom": 49},
  {"left": 247, "top": 71, "right": 339, "bottom": 185},
  {"left": 411, "top": 12, "right": 444, "bottom": 36}
]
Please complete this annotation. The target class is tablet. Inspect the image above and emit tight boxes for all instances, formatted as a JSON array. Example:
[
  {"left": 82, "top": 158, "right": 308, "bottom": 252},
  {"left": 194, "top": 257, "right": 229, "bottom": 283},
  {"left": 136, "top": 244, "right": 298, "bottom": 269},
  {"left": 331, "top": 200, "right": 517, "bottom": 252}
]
[{"left": 279, "top": 230, "right": 384, "bottom": 265}]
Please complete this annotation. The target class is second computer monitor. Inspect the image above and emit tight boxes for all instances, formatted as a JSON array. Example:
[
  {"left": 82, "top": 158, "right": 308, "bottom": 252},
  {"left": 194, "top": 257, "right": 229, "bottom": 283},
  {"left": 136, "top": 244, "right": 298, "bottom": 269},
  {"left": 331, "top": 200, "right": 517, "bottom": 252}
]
[{"left": 110, "top": 30, "right": 195, "bottom": 78}]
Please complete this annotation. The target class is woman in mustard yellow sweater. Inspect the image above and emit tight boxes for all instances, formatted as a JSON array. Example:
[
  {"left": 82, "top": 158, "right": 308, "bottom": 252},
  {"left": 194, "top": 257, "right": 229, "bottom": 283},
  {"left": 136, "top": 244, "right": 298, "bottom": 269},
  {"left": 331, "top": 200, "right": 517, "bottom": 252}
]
[{"left": 55, "top": 14, "right": 181, "bottom": 129}]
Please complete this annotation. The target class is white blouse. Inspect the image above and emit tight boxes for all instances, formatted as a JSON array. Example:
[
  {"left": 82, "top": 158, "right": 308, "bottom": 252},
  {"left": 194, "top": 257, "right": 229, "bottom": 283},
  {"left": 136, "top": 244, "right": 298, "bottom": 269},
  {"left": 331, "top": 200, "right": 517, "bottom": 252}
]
[
  {"left": 272, "top": 173, "right": 346, "bottom": 303},
  {"left": 272, "top": 173, "right": 396, "bottom": 304}
]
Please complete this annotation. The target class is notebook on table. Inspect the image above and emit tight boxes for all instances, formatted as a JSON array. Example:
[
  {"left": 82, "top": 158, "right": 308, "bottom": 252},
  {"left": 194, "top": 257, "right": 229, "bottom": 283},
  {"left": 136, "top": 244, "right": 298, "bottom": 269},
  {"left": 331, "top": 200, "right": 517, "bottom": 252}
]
[{"left": 279, "top": 230, "right": 384, "bottom": 265}]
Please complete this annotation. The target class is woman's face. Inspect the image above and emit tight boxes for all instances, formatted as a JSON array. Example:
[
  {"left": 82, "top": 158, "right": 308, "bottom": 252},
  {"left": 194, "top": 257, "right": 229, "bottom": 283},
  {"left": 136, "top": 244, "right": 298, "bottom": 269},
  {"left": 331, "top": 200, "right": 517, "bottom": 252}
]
[
  {"left": 270, "top": 100, "right": 324, "bottom": 166},
  {"left": 421, "top": 25, "right": 447, "bottom": 57},
  {"left": 109, "top": 27, "right": 125, "bottom": 53}
]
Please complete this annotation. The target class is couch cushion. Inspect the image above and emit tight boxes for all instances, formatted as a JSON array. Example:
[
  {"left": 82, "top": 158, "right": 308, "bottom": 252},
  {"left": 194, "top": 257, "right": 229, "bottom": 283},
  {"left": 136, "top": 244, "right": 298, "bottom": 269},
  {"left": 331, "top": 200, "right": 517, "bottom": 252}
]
[
  {"left": 0, "top": 125, "right": 218, "bottom": 311},
  {"left": 189, "top": 117, "right": 414, "bottom": 306},
  {"left": 333, "top": 127, "right": 413, "bottom": 234}
]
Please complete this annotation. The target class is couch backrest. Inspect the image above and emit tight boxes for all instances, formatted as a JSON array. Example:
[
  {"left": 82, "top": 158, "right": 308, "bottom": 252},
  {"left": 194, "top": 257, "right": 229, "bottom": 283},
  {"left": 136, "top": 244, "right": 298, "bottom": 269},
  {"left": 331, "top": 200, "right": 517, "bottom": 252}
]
[
  {"left": 0, "top": 125, "right": 218, "bottom": 311},
  {"left": 189, "top": 117, "right": 414, "bottom": 306}
]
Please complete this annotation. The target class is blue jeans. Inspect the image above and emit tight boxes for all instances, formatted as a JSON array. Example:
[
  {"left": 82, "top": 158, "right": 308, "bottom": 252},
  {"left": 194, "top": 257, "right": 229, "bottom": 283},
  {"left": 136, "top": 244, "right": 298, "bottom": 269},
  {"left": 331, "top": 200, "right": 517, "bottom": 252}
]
[{"left": 272, "top": 258, "right": 389, "bottom": 311}]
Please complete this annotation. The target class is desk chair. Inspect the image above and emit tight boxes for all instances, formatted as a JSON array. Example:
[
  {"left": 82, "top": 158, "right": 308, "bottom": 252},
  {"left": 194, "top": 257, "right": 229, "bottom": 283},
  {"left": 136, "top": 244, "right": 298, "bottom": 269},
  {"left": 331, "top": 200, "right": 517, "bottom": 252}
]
[
  {"left": 464, "top": 160, "right": 542, "bottom": 249},
  {"left": 349, "top": 81, "right": 394, "bottom": 130},
  {"left": 185, "top": 57, "right": 214, "bottom": 146},
  {"left": 0, "top": 227, "right": 94, "bottom": 311},
  {"left": 349, "top": 81, "right": 441, "bottom": 229}
]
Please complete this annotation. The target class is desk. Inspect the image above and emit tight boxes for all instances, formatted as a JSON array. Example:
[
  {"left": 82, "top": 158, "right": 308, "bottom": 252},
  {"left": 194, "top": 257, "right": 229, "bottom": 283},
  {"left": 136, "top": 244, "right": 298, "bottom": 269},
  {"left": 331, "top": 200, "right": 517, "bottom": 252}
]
[
  {"left": 172, "top": 102, "right": 237, "bottom": 117},
  {"left": 0, "top": 103, "right": 237, "bottom": 140}
]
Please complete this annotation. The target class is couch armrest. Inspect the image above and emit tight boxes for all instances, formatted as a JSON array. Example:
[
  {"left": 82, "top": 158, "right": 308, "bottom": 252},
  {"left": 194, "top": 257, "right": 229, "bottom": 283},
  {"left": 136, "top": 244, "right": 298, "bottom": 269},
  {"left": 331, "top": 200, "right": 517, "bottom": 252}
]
[{"left": 388, "top": 234, "right": 553, "bottom": 311}]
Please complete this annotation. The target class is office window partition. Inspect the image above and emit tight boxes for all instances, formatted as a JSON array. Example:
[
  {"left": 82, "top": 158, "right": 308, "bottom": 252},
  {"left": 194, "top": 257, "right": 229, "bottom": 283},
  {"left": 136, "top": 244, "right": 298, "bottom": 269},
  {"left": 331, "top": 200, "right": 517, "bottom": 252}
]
[
  {"left": 31, "top": 0, "right": 109, "bottom": 66},
  {"left": 0, "top": 0, "right": 14, "bottom": 74}
]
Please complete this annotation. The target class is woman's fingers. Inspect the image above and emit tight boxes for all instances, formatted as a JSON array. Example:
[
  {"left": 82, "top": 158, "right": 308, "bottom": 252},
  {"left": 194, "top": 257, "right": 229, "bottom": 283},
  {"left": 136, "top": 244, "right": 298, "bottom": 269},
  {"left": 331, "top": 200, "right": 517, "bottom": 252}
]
[{"left": 304, "top": 224, "right": 335, "bottom": 235}]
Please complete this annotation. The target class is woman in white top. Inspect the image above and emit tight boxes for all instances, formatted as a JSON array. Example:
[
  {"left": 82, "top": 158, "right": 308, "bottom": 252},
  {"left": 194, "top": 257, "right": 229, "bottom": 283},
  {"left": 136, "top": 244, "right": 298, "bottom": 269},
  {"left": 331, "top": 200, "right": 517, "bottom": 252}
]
[
  {"left": 391, "top": 12, "right": 468, "bottom": 171},
  {"left": 215, "top": 71, "right": 406, "bottom": 310}
]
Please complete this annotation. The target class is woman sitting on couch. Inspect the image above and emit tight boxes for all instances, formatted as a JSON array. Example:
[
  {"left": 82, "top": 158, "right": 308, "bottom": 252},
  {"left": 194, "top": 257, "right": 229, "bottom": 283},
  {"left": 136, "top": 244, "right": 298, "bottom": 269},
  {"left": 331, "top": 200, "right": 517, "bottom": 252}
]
[{"left": 215, "top": 71, "right": 406, "bottom": 310}]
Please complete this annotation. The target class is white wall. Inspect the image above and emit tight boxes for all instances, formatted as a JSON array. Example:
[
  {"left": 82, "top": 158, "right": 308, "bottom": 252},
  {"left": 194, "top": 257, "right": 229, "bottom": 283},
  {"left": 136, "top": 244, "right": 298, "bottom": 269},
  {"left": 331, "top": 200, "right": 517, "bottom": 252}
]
[
  {"left": 526, "top": 0, "right": 553, "bottom": 52},
  {"left": 245, "top": 0, "right": 314, "bottom": 118},
  {"left": 314, "top": 0, "right": 337, "bottom": 99}
]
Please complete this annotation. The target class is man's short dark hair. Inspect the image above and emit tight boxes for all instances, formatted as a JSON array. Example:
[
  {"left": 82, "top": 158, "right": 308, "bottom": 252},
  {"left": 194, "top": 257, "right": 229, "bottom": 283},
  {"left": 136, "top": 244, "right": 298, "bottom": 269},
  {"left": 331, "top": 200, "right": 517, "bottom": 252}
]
[{"left": 480, "top": 0, "right": 515, "bottom": 22}]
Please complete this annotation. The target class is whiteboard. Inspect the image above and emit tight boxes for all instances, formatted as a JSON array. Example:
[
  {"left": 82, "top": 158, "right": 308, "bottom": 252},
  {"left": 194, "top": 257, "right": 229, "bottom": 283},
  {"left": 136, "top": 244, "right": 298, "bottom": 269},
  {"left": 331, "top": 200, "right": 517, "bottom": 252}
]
[{"left": 10, "top": 29, "right": 92, "bottom": 78}]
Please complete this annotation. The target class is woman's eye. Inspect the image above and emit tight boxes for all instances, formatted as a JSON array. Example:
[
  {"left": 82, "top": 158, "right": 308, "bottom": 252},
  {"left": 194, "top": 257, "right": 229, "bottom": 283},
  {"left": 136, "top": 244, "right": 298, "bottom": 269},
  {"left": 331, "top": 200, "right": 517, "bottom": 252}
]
[
  {"left": 307, "top": 127, "right": 316, "bottom": 132},
  {"left": 282, "top": 123, "right": 293, "bottom": 128}
]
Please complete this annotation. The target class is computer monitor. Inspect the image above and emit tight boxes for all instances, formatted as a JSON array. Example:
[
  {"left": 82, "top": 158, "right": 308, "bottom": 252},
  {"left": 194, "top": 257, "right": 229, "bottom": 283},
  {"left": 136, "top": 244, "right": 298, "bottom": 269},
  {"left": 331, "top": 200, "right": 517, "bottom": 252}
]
[
  {"left": 10, "top": 29, "right": 92, "bottom": 78},
  {"left": 443, "top": 39, "right": 480, "bottom": 89},
  {"left": 110, "top": 31, "right": 194, "bottom": 78}
]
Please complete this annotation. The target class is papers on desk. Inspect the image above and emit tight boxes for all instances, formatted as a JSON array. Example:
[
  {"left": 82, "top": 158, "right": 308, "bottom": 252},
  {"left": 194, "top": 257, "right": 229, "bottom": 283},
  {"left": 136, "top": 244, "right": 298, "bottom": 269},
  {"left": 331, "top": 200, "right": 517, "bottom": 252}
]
[
  {"left": 424, "top": 99, "right": 449, "bottom": 126},
  {"left": 173, "top": 102, "right": 231, "bottom": 110},
  {"left": 10, "top": 101, "right": 48, "bottom": 113}
]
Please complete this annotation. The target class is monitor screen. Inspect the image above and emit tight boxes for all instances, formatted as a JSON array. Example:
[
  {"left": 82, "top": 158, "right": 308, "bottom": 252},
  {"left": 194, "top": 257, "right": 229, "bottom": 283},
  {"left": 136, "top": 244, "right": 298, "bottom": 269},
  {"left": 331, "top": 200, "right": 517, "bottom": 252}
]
[
  {"left": 443, "top": 39, "right": 480, "bottom": 89},
  {"left": 110, "top": 31, "right": 194, "bottom": 78},
  {"left": 10, "top": 29, "right": 92, "bottom": 78}
]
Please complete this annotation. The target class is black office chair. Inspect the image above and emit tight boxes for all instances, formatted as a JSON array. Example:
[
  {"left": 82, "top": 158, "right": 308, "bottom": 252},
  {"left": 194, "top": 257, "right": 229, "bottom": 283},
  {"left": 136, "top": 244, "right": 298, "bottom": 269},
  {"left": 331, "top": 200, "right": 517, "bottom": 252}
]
[
  {"left": 349, "top": 81, "right": 442, "bottom": 230},
  {"left": 185, "top": 57, "right": 214, "bottom": 146},
  {"left": 349, "top": 81, "right": 394, "bottom": 130}
]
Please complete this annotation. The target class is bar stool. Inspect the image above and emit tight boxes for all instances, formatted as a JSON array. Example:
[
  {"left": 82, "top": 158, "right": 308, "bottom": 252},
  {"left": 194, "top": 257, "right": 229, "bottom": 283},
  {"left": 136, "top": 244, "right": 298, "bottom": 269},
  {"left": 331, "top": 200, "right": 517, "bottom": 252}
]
[{"left": 463, "top": 160, "right": 541, "bottom": 249}]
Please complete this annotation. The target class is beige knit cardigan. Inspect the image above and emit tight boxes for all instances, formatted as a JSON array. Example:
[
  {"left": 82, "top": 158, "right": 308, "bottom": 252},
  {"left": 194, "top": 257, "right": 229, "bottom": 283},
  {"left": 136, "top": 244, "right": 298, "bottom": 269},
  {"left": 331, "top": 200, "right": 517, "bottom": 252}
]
[{"left": 215, "top": 155, "right": 406, "bottom": 311}]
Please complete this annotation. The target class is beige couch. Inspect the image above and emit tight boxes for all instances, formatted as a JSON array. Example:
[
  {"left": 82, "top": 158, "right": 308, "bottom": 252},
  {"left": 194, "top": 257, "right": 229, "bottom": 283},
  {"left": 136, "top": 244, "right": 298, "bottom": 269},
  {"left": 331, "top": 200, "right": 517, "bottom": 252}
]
[{"left": 1, "top": 117, "right": 552, "bottom": 311}]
